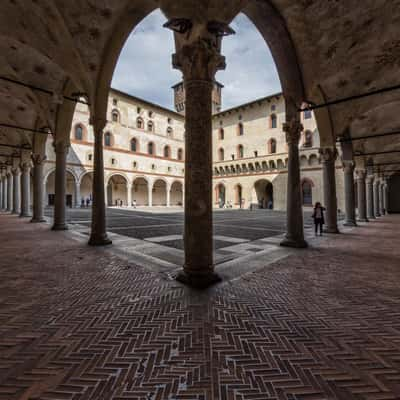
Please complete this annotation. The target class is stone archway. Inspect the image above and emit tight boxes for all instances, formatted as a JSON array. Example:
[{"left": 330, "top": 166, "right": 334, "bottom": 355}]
[
  {"left": 132, "top": 177, "right": 149, "bottom": 206},
  {"left": 153, "top": 179, "right": 167, "bottom": 206},
  {"left": 216, "top": 183, "right": 226, "bottom": 207},
  {"left": 45, "top": 169, "right": 76, "bottom": 208},
  {"left": 80, "top": 172, "right": 94, "bottom": 206},
  {"left": 254, "top": 179, "right": 273, "bottom": 209},
  {"left": 107, "top": 174, "right": 128, "bottom": 206},
  {"left": 234, "top": 184, "right": 243, "bottom": 208},
  {"left": 170, "top": 181, "right": 183, "bottom": 206}
]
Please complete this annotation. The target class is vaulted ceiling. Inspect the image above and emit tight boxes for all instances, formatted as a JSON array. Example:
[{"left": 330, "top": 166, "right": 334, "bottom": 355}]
[{"left": 0, "top": 0, "right": 398, "bottom": 175}]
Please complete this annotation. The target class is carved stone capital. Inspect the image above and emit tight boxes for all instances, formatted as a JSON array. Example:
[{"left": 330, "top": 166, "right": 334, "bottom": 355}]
[
  {"left": 283, "top": 120, "right": 303, "bottom": 144},
  {"left": 89, "top": 116, "right": 107, "bottom": 133},
  {"left": 319, "top": 147, "right": 338, "bottom": 163},
  {"left": 12, "top": 167, "right": 20, "bottom": 176},
  {"left": 356, "top": 169, "right": 366, "bottom": 180},
  {"left": 53, "top": 140, "right": 70, "bottom": 154},
  {"left": 31, "top": 154, "right": 47, "bottom": 166},
  {"left": 20, "top": 162, "right": 31, "bottom": 173},
  {"left": 342, "top": 160, "right": 355, "bottom": 174},
  {"left": 366, "top": 175, "right": 374, "bottom": 185},
  {"left": 173, "top": 38, "right": 226, "bottom": 81}
]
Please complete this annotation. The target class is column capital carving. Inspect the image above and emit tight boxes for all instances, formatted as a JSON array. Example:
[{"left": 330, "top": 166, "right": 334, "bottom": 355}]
[
  {"left": 342, "top": 160, "right": 355, "bottom": 173},
  {"left": 319, "top": 147, "right": 338, "bottom": 163},
  {"left": 172, "top": 38, "right": 226, "bottom": 81},
  {"left": 20, "top": 162, "right": 31, "bottom": 173},
  {"left": 366, "top": 174, "right": 374, "bottom": 184},
  {"left": 89, "top": 116, "right": 107, "bottom": 133},
  {"left": 31, "top": 154, "right": 47, "bottom": 166},
  {"left": 283, "top": 119, "right": 303, "bottom": 144},
  {"left": 53, "top": 140, "right": 70, "bottom": 154},
  {"left": 12, "top": 167, "right": 20, "bottom": 176},
  {"left": 356, "top": 169, "right": 366, "bottom": 180}
]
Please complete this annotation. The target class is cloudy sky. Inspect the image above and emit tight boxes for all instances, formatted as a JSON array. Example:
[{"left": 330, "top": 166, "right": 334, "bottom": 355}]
[{"left": 112, "top": 10, "right": 281, "bottom": 111}]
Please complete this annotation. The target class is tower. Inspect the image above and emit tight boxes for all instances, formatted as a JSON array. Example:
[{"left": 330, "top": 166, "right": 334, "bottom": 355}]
[{"left": 172, "top": 81, "right": 223, "bottom": 115}]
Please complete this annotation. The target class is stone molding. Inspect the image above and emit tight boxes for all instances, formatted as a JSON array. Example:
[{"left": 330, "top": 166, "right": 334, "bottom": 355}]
[
  {"left": 283, "top": 120, "right": 303, "bottom": 145},
  {"left": 319, "top": 147, "right": 338, "bottom": 163}
]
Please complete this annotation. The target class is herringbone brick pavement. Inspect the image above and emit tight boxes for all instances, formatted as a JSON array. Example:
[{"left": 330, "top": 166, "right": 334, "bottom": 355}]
[{"left": 0, "top": 214, "right": 400, "bottom": 399}]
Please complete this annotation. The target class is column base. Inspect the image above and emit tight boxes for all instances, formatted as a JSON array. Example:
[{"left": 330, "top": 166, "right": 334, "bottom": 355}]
[
  {"left": 343, "top": 221, "right": 357, "bottom": 227},
  {"left": 367, "top": 216, "right": 376, "bottom": 220},
  {"left": 280, "top": 237, "right": 308, "bottom": 249},
  {"left": 357, "top": 218, "right": 368, "bottom": 222},
  {"left": 31, "top": 217, "right": 46, "bottom": 223},
  {"left": 88, "top": 233, "right": 112, "bottom": 246},
  {"left": 324, "top": 226, "right": 340, "bottom": 233},
  {"left": 176, "top": 270, "right": 221, "bottom": 289},
  {"left": 52, "top": 224, "right": 68, "bottom": 231},
  {"left": 19, "top": 213, "right": 31, "bottom": 218}
]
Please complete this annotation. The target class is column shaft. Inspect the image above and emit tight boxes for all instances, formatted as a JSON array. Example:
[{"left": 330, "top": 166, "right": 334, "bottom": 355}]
[
  {"left": 0, "top": 178, "right": 3, "bottom": 209},
  {"left": 321, "top": 148, "right": 339, "bottom": 233},
  {"left": 20, "top": 164, "right": 31, "bottom": 217},
  {"left": 366, "top": 176, "right": 375, "bottom": 219},
  {"left": 6, "top": 174, "right": 13, "bottom": 212},
  {"left": 31, "top": 155, "right": 46, "bottom": 222},
  {"left": 356, "top": 170, "right": 367, "bottom": 221},
  {"left": 74, "top": 182, "right": 80, "bottom": 208},
  {"left": 373, "top": 180, "right": 381, "bottom": 217},
  {"left": 343, "top": 161, "right": 357, "bottom": 226},
  {"left": 2, "top": 178, "right": 7, "bottom": 210},
  {"left": 148, "top": 185, "right": 153, "bottom": 207},
  {"left": 166, "top": 186, "right": 171, "bottom": 207},
  {"left": 379, "top": 183, "right": 385, "bottom": 215},
  {"left": 89, "top": 123, "right": 111, "bottom": 246},
  {"left": 52, "top": 142, "right": 69, "bottom": 230},
  {"left": 12, "top": 169, "right": 21, "bottom": 214},
  {"left": 127, "top": 184, "right": 132, "bottom": 207}
]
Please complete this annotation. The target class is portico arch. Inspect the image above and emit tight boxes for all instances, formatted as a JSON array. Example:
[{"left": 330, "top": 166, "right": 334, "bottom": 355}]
[
  {"left": 80, "top": 171, "right": 94, "bottom": 206},
  {"left": 254, "top": 179, "right": 273, "bottom": 209},
  {"left": 132, "top": 177, "right": 149, "bottom": 206},
  {"left": 234, "top": 184, "right": 243, "bottom": 208},
  {"left": 107, "top": 174, "right": 128, "bottom": 206},
  {"left": 45, "top": 168, "right": 77, "bottom": 208},
  {"left": 215, "top": 183, "right": 226, "bottom": 207},
  {"left": 152, "top": 179, "right": 167, "bottom": 206},
  {"left": 170, "top": 181, "right": 183, "bottom": 206}
]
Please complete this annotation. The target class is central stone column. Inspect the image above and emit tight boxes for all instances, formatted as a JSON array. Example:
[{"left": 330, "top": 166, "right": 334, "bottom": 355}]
[
  {"left": 52, "top": 141, "right": 70, "bottom": 230},
  {"left": 356, "top": 169, "right": 368, "bottom": 222},
  {"left": 74, "top": 181, "right": 80, "bottom": 208},
  {"left": 6, "top": 173, "right": 13, "bottom": 212},
  {"left": 280, "top": 119, "right": 307, "bottom": 248},
  {"left": 12, "top": 168, "right": 21, "bottom": 215},
  {"left": 20, "top": 163, "right": 31, "bottom": 217},
  {"left": 320, "top": 147, "right": 339, "bottom": 233},
  {"left": 384, "top": 180, "right": 389, "bottom": 213},
  {"left": 89, "top": 118, "right": 111, "bottom": 246},
  {"left": 379, "top": 181, "right": 385, "bottom": 215},
  {"left": 366, "top": 174, "right": 375, "bottom": 220},
  {"left": 0, "top": 177, "right": 3, "bottom": 210},
  {"left": 343, "top": 160, "right": 357, "bottom": 226},
  {"left": 31, "top": 154, "right": 46, "bottom": 222},
  {"left": 172, "top": 39, "right": 226, "bottom": 287},
  {"left": 373, "top": 177, "right": 381, "bottom": 217},
  {"left": 2, "top": 176, "right": 7, "bottom": 210}
]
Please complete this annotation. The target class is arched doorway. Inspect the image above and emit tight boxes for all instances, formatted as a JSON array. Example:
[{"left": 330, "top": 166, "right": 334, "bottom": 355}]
[
  {"left": 254, "top": 179, "right": 273, "bottom": 209},
  {"left": 132, "top": 178, "right": 149, "bottom": 206},
  {"left": 107, "top": 174, "right": 128, "bottom": 206},
  {"left": 235, "top": 184, "right": 243, "bottom": 208},
  {"left": 153, "top": 179, "right": 167, "bottom": 206},
  {"left": 301, "top": 179, "right": 313, "bottom": 206},
  {"left": 45, "top": 170, "right": 76, "bottom": 208},
  {"left": 80, "top": 172, "right": 93, "bottom": 206},
  {"left": 216, "top": 183, "right": 226, "bottom": 208},
  {"left": 170, "top": 181, "right": 183, "bottom": 206}
]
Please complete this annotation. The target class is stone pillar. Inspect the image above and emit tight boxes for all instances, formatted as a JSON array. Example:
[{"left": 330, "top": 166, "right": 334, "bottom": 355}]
[
  {"left": 166, "top": 183, "right": 171, "bottom": 207},
  {"left": 2, "top": 177, "right": 7, "bottom": 210},
  {"left": 171, "top": 39, "right": 227, "bottom": 287},
  {"left": 52, "top": 141, "right": 70, "bottom": 230},
  {"left": 6, "top": 173, "right": 13, "bottom": 212},
  {"left": 127, "top": 183, "right": 132, "bottom": 207},
  {"left": 0, "top": 177, "right": 3, "bottom": 210},
  {"left": 373, "top": 178, "right": 381, "bottom": 217},
  {"left": 379, "top": 182, "right": 385, "bottom": 215},
  {"left": 12, "top": 168, "right": 21, "bottom": 215},
  {"left": 343, "top": 161, "right": 357, "bottom": 226},
  {"left": 74, "top": 181, "right": 80, "bottom": 208},
  {"left": 366, "top": 175, "right": 375, "bottom": 220},
  {"left": 31, "top": 155, "right": 46, "bottom": 222},
  {"left": 356, "top": 169, "right": 368, "bottom": 222},
  {"left": 20, "top": 163, "right": 31, "bottom": 217},
  {"left": 320, "top": 147, "right": 339, "bottom": 233},
  {"left": 148, "top": 183, "right": 153, "bottom": 207},
  {"left": 88, "top": 119, "right": 111, "bottom": 246},
  {"left": 384, "top": 182, "right": 389, "bottom": 213},
  {"left": 280, "top": 119, "right": 307, "bottom": 248}
]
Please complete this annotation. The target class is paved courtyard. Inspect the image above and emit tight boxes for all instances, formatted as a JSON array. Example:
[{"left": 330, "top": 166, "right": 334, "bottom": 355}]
[{"left": 0, "top": 213, "right": 399, "bottom": 399}]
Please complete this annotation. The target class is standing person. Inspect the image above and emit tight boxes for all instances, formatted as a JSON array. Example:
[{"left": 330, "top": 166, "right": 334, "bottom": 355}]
[
  {"left": 86, "top": 197, "right": 90, "bottom": 208},
  {"left": 132, "top": 199, "right": 137, "bottom": 209},
  {"left": 312, "top": 202, "right": 325, "bottom": 236},
  {"left": 81, "top": 197, "right": 85, "bottom": 208}
]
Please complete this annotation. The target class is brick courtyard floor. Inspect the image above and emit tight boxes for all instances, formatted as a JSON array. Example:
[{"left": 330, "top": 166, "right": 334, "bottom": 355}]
[{"left": 0, "top": 213, "right": 400, "bottom": 400}]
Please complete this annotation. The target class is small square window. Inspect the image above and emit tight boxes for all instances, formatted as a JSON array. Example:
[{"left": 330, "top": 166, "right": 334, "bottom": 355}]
[
  {"left": 88, "top": 154, "right": 93, "bottom": 161},
  {"left": 137, "top": 107, "right": 141, "bottom": 114},
  {"left": 238, "top": 115, "right": 242, "bottom": 120},
  {"left": 111, "top": 158, "right": 116, "bottom": 165},
  {"left": 168, "top": 117, "right": 172, "bottom": 124},
  {"left": 112, "top": 98, "right": 118, "bottom": 106},
  {"left": 133, "top": 161, "right": 137, "bottom": 169},
  {"left": 148, "top": 111, "right": 153, "bottom": 118},
  {"left": 254, "top": 151, "right": 258, "bottom": 157},
  {"left": 168, "top": 167, "right": 172, "bottom": 172},
  {"left": 271, "top": 104, "right": 276, "bottom": 111},
  {"left": 152, "top": 164, "right": 156, "bottom": 170}
]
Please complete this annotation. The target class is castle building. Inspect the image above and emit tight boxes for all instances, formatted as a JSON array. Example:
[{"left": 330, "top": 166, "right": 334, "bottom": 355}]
[{"left": 43, "top": 85, "right": 345, "bottom": 212}]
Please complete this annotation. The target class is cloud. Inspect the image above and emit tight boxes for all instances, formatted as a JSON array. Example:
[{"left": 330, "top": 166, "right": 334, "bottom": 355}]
[{"left": 111, "top": 10, "right": 281, "bottom": 111}]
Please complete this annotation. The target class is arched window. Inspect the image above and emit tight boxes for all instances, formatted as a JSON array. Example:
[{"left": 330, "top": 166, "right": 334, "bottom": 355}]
[
  {"left": 219, "top": 128, "right": 224, "bottom": 140},
  {"left": 237, "top": 145, "right": 244, "bottom": 159},
  {"left": 167, "top": 127, "right": 173, "bottom": 138},
  {"left": 177, "top": 148, "right": 183, "bottom": 161},
  {"left": 164, "top": 145, "right": 171, "bottom": 158},
  {"left": 148, "top": 142, "right": 155, "bottom": 155},
  {"left": 130, "top": 138, "right": 138, "bottom": 152},
  {"left": 304, "top": 130, "right": 313, "bottom": 148},
  {"left": 302, "top": 180, "right": 313, "bottom": 206},
  {"left": 147, "top": 121, "right": 154, "bottom": 132},
  {"left": 268, "top": 138, "right": 277, "bottom": 154},
  {"left": 111, "top": 110, "right": 120, "bottom": 123},
  {"left": 270, "top": 114, "right": 277, "bottom": 129},
  {"left": 237, "top": 123, "right": 244, "bottom": 136},
  {"left": 74, "top": 125, "right": 83, "bottom": 141},
  {"left": 218, "top": 148, "right": 224, "bottom": 161},
  {"left": 104, "top": 132, "right": 112, "bottom": 147},
  {"left": 137, "top": 117, "right": 144, "bottom": 129}
]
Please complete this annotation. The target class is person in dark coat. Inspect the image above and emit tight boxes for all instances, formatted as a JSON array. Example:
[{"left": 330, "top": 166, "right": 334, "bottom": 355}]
[{"left": 312, "top": 202, "right": 325, "bottom": 236}]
